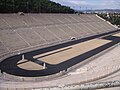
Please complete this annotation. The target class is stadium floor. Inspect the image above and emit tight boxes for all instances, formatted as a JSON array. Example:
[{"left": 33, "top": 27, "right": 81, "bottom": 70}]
[
  {"left": 34, "top": 39, "right": 111, "bottom": 65},
  {"left": 0, "top": 30, "right": 120, "bottom": 77},
  {"left": 17, "top": 38, "right": 110, "bottom": 71}
]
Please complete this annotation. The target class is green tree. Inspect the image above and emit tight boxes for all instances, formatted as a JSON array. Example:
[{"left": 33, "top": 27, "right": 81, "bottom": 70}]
[{"left": 0, "top": 0, "right": 74, "bottom": 13}]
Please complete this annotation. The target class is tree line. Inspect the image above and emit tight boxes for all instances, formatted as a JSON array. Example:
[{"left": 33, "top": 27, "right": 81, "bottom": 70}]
[
  {"left": 0, "top": 0, "right": 74, "bottom": 13},
  {"left": 98, "top": 13, "right": 120, "bottom": 26}
]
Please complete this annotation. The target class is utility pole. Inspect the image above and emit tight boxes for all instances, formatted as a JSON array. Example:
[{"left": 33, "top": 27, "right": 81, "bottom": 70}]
[
  {"left": 79, "top": 6, "right": 81, "bottom": 14},
  {"left": 86, "top": 7, "right": 87, "bottom": 14}
]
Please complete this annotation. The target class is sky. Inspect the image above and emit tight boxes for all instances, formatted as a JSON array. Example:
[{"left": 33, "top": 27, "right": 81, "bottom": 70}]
[{"left": 51, "top": 0, "right": 120, "bottom": 10}]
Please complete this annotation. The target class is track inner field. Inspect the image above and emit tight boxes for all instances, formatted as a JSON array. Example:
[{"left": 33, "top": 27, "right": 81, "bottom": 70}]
[
  {"left": 17, "top": 59, "right": 44, "bottom": 70},
  {"left": 112, "top": 32, "right": 120, "bottom": 37},
  {"left": 33, "top": 39, "right": 111, "bottom": 65}
]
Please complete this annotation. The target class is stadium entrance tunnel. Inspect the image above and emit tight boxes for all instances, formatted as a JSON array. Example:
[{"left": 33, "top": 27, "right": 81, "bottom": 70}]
[{"left": 0, "top": 31, "right": 120, "bottom": 77}]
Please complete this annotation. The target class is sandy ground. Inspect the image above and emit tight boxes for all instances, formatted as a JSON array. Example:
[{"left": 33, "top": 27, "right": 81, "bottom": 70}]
[
  {"left": 112, "top": 33, "right": 120, "bottom": 37},
  {"left": 17, "top": 59, "right": 44, "bottom": 70},
  {"left": 33, "top": 39, "right": 111, "bottom": 64}
]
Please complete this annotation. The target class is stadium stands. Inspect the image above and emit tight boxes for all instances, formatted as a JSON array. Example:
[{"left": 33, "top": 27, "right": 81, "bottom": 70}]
[
  {"left": 20, "top": 15, "right": 41, "bottom": 27},
  {"left": 42, "top": 14, "right": 62, "bottom": 24},
  {"left": 76, "top": 23, "right": 94, "bottom": 35},
  {"left": 88, "top": 14, "right": 104, "bottom": 22},
  {"left": 61, "top": 14, "right": 78, "bottom": 23},
  {"left": 67, "top": 24, "right": 84, "bottom": 37},
  {"left": 47, "top": 25, "right": 70, "bottom": 40},
  {"left": 55, "top": 14, "right": 72, "bottom": 24},
  {"left": 0, "top": 41, "right": 9, "bottom": 55},
  {"left": 34, "top": 26, "right": 60, "bottom": 43},
  {"left": 0, "top": 14, "right": 117, "bottom": 59},
  {"left": 0, "top": 16, "right": 10, "bottom": 30},
  {"left": 31, "top": 14, "right": 54, "bottom": 25},
  {"left": 0, "top": 29, "right": 29, "bottom": 51},
  {"left": 57, "top": 24, "right": 79, "bottom": 37},
  {"left": 15, "top": 28, "right": 46, "bottom": 46},
  {"left": 0, "top": 13, "right": 119, "bottom": 90},
  {"left": 1, "top": 14, "right": 27, "bottom": 29}
]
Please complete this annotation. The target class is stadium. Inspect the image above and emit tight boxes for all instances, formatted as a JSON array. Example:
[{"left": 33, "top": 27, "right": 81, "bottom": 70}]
[
  {"left": 0, "top": 13, "right": 120, "bottom": 90},
  {"left": 0, "top": 1, "right": 120, "bottom": 90}
]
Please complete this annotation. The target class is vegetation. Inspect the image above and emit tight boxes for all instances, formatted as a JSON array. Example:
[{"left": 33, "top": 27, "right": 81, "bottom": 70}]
[
  {"left": 98, "top": 13, "right": 120, "bottom": 27},
  {"left": 0, "top": 0, "right": 74, "bottom": 13}
]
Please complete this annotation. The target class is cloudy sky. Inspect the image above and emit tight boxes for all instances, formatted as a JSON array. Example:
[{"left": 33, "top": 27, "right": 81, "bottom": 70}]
[{"left": 51, "top": 0, "right": 120, "bottom": 10}]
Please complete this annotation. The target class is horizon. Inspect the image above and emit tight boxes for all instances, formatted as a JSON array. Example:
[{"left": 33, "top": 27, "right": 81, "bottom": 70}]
[{"left": 51, "top": 0, "right": 120, "bottom": 10}]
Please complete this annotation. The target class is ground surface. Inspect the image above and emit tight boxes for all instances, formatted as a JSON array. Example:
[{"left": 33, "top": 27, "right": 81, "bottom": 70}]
[
  {"left": 17, "top": 59, "right": 44, "bottom": 70},
  {"left": 34, "top": 39, "right": 111, "bottom": 65},
  {"left": 0, "top": 33, "right": 120, "bottom": 90},
  {"left": 0, "top": 41, "right": 120, "bottom": 89}
]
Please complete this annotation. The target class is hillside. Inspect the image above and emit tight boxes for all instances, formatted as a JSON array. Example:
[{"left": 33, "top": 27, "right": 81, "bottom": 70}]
[
  {"left": 98, "top": 13, "right": 120, "bottom": 26},
  {"left": 0, "top": 0, "right": 74, "bottom": 13}
]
